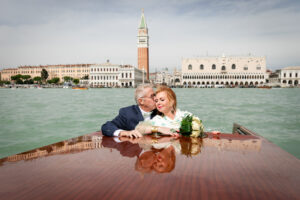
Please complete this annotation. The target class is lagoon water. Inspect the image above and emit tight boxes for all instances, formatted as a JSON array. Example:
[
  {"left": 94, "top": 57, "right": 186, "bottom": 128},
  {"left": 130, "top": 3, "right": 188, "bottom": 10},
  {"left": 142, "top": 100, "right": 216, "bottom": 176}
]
[{"left": 0, "top": 88, "right": 299, "bottom": 159}]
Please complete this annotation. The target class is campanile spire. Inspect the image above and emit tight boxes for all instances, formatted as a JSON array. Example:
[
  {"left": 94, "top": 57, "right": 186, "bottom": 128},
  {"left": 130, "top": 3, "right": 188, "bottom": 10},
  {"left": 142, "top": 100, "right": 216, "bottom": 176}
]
[{"left": 137, "top": 9, "right": 149, "bottom": 80}]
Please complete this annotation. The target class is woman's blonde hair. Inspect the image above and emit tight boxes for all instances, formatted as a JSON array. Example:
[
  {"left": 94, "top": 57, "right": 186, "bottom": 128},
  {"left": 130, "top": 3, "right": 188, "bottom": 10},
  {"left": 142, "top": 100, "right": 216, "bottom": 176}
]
[{"left": 156, "top": 85, "right": 177, "bottom": 113}]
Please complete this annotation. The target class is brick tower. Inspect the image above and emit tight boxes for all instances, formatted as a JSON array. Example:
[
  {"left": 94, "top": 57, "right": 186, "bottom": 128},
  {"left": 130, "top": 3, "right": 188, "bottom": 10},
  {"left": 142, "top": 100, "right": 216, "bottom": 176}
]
[{"left": 137, "top": 9, "right": 149, "bottom": 80}]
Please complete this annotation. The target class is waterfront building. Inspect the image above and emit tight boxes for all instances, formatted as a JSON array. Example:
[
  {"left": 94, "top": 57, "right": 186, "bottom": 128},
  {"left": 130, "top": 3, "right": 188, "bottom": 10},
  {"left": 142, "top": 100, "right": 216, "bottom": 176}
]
[
  {"left": 266, "top": 70, "right": 281, "bottom": 87},
  {"left": 149, "top": 68, "right": 182, "bottom": 87},
  {"left": 119, "top": 65, "right": 146, "bottom": 87},
  {"left": 89, "top": 60, "right": 146, "bottom": 88},
  {"left": 149, "top": 72, "right": 157, "bottom": 85},
  {"left": 279, "top": 66, "right": 300, "bottom": 87},
  {"left": 154, "top": 68, "right": 172, "bottom": 86},
  {"left": 170, "top": 68, "right": 182, "bottom": 87},
  {"left": 137, "top": 9, "right": 149, "bottom": 80},
  {"left": 1, "top": 67, "right": 25, "bottom": 81},
  {"left": 89, "top": 60, "right": 120, "bottom": 88},
  {"left": 0, "top": 64, "right": 92, "bottom": 82},
  {"left": 181, "top": 55, "right": 268, "bottom": 87}
]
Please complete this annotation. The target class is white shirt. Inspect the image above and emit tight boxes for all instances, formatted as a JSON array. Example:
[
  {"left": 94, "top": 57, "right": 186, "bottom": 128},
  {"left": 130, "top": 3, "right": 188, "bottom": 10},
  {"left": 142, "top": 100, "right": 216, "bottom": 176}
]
[
  {"left": 139, "top": 107, "right": 152, "bottom": 122},
  {"left": 150, "top": 109, "right": 192, "bottom": 129}
]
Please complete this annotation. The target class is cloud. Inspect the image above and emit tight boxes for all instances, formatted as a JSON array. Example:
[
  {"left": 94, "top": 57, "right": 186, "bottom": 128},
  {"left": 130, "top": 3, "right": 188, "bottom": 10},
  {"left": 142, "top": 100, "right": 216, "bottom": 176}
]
[{"left": 0, "top": 0, "right": 300, "bottom": 70}]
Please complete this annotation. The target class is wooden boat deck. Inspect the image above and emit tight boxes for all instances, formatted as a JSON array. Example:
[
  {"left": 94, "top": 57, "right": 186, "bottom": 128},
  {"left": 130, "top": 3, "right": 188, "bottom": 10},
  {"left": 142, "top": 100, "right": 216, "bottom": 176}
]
[{"left": 0, "top": 124, "right": 299, "bottom": 200}]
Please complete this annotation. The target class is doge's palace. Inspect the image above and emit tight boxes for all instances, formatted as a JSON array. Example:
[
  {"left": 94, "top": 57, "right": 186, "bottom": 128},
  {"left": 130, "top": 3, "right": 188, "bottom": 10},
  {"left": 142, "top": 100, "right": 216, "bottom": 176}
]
[{"left": 182, "top": 55, "right": 267, "bottom": 87}]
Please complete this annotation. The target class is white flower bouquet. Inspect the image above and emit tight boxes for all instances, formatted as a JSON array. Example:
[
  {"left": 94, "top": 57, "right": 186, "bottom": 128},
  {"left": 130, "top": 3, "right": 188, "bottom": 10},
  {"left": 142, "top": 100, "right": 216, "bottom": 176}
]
[{"left": 179, "top": 115, "right": 206, "bottom": 138}]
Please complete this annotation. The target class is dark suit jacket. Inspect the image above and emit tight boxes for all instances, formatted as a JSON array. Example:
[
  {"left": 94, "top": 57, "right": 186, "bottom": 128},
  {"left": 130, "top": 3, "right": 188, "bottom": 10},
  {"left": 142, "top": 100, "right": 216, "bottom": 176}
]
[{"left": 101, "top": 105, "right": 157, "bottom": 137}]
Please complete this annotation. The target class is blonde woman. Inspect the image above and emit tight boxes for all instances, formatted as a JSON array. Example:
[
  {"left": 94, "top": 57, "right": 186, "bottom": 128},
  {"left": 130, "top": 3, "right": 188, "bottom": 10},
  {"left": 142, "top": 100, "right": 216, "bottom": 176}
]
[{"left": 136, "top": 85, "right": 204, "bottom": 137}]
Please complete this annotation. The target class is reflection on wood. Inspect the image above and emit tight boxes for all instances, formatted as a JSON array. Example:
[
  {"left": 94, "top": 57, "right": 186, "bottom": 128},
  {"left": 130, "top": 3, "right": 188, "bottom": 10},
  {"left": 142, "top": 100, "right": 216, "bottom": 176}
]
[
  {"left": 99, "top": 134, "right": 263, "bottom": 175},
  {"left": 0, "top": 131, "right": 299, "bottom": 200},
  {"left": 203, "top": 134, "right": 261, "bottom": 152},
  {"left": 0, "top": 133, "right": 103, "bottom": 164}
]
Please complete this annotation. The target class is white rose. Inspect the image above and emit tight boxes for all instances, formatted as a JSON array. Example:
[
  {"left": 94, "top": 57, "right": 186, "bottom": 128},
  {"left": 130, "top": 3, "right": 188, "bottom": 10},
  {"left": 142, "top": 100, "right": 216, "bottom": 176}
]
[
  {"left": 192, "top": 121, "right": 200, "bottom": 131},
  {"left": 191, "top": 130, "right": 200, "bottom": 137}
]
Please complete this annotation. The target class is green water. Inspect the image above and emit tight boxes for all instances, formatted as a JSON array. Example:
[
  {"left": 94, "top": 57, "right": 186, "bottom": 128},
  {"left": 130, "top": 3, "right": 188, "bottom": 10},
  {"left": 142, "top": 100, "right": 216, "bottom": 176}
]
[{"left": 0, "top": 88, "right": 299, "bottom": 159}]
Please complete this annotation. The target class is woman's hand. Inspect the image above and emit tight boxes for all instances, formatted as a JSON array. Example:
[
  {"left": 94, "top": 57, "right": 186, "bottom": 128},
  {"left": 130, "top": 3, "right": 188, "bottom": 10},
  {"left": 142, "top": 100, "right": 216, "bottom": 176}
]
[{"left": 157, "top": 127, "right": 179, "bottom": 137}]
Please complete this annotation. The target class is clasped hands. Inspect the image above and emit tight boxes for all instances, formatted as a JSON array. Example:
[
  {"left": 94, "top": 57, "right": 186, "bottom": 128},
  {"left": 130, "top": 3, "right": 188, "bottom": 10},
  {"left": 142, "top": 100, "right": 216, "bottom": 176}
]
[
  {"left": 119, "top": 134, "right": 177, "bottom": 144},
  {"left": 120, "top": 127, "right": 179, "bottom": 139}
]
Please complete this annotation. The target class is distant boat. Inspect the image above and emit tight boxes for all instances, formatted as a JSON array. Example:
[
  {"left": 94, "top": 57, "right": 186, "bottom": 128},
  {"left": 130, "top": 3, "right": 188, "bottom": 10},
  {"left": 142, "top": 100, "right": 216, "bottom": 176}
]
[
  {"left": 257, "top": 86, "right": 272, "bottom": 89},
  {"left": 72, "top": 86, "right": 88, "bottom": 90}
]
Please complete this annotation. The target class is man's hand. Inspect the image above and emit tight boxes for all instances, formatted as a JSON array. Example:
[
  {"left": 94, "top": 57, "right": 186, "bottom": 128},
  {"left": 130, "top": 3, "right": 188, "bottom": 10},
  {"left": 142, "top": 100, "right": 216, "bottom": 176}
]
[{"left": 119, "top": 130, "right": 143, "bottom": 138}]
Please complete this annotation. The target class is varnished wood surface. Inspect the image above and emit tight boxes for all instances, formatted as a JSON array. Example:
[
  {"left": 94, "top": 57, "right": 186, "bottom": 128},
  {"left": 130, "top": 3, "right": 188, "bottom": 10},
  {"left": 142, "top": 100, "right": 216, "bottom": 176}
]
[{"left": 0, "top": 132, "right": 299, "bottom": 200}]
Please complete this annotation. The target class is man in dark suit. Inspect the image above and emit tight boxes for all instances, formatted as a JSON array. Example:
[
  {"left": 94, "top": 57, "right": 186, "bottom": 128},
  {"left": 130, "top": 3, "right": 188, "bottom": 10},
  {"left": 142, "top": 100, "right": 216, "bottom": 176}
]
[{"left": 101, "top": 84, "right": 156, "bottom": 138}]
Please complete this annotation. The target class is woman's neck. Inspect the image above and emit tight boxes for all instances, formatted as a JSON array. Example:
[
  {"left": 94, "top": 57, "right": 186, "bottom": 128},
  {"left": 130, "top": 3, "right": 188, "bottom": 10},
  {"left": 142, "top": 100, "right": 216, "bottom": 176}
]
[{"left": 164, "top": 110, "right": 176, "bottom": 120}]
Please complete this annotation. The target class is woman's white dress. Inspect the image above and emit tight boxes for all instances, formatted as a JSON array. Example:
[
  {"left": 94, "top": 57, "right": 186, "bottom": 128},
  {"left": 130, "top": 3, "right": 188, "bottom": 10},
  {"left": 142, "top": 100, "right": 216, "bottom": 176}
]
[{"left": 150, "top": 109, "right": 193, "bottom": 129}]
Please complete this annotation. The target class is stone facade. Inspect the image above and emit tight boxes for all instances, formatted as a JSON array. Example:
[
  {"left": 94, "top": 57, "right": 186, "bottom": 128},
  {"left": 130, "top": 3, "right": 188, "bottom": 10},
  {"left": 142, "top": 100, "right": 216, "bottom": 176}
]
[
  {"left": 0, "top": 64, "right": 91, "bottom": 82},
  {"left": 149, "top": 68, "right": 182, "bottom": 87},
  {"left": 119, "top": 65, "right": 146, "bottom": 87},
  {"left": 181, "top": 55, "right": 267, "bottom": 87},
  {"left": 266, "top": 70, "right": 280, "bottom": 87},
  {"left": 154, "top": 68, "right": 172, "bottom": 86},
  {"left": 170, "top": 68, "right": 182, "bottom": 87},
  {"left": 89, "top": 60, "right": 145, "bottom": 88},
  {"left": 89, "top": 61, "right": 120, "bottom": 87},
  {"left": 279, "top": 66, "right": 300, "bottom": 87}
]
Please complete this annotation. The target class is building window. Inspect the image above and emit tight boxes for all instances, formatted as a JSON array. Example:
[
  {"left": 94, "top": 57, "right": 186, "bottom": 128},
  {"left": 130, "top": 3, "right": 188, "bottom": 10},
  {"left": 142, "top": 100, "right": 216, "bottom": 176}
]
[
  {"left": 257, "top": 65, "right": 261, "bottom": 70},
  {"left": 244, "top": 65, "right": 248, "bottom": 70},
  {"left": 221, "top": 66, "right": 226, "bottom": 70},
  {"left": 232, "top": 64, "right": 236, "bottom": 70},
  {"left": 188, "top": 64, "right": 192, "bottom": 70},
  {"left": 200, "top": 64, "right": 204, "bottom": 70},
  {"left": 290, "top": 73, "right": 292, "bottom": 77},
  {"left": 296, "top": 73, "right": 298, "bottom": 77},
  {"left": 284, "top": 73, "right": 286, "bottom": 77},
  {"left": 212, "top": 64, "right": 216, "bottom": 70}
]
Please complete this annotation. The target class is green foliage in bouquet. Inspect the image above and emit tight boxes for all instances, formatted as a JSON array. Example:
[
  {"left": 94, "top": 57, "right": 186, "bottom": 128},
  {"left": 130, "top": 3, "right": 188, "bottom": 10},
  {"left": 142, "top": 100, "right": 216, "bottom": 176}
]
[
  {"left": 180, "top": 115, "right": 206, "bottom": 138},
  {"left": 180, "top": 115, "right": 193, "bottom": 136}
]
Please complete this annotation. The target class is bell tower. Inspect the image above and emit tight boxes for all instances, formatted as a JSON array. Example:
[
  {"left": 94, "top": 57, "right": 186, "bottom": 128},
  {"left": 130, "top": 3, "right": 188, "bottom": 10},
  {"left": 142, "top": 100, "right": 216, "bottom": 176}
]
[{"left": 137, "top": 9, "right": 149, "bottom": 80}]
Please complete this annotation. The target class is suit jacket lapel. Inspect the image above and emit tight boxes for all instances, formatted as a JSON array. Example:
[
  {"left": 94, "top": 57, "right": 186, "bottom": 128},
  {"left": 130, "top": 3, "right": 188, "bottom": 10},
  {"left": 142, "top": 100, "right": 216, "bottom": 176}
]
[{"left": 150, "top": 109, "right": 158, "bottom": 119}]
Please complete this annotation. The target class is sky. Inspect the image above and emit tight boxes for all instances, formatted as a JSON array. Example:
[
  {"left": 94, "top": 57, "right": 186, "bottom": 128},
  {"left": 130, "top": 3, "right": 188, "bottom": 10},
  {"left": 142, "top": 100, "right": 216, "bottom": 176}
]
[{"left": 0, "top": 0, "right": 300, "bottom": 72}]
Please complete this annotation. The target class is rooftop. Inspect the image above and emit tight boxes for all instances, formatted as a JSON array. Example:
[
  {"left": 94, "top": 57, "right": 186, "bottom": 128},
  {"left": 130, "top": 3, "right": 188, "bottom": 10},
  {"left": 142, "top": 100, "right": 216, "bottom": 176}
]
[{"left": 282, "top": 66, "right": 300, "bottom": 70}]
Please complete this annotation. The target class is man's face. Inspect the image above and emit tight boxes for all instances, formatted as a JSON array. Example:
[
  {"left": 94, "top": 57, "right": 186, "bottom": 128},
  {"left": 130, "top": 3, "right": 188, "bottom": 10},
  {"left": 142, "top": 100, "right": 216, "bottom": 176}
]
[{"left": 142, "top": 88, "right": 156, "bottom": 111}]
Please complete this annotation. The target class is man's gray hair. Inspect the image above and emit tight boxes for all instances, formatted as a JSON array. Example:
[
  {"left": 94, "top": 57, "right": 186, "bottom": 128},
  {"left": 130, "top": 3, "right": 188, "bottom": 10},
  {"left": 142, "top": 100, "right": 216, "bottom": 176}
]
[{"left": 135, "top": 84, "right": 153, "bottom": 104}]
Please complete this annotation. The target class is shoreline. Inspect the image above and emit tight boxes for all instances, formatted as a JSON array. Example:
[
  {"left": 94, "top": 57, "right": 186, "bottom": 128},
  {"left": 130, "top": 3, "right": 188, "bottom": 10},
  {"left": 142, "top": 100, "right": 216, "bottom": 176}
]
[{"left": 1, "top": 84, "right": 299, "bottom": 89}]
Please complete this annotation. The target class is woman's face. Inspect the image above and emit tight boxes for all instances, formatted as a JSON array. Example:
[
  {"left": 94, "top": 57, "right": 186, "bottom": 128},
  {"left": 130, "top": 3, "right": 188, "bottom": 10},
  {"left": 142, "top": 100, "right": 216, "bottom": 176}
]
[
  {"left": 153, "top": 146, "right": 175, "bottom": 173},
  {"left": 155, "top": 91, "right": 173, "bottom": 115}
]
